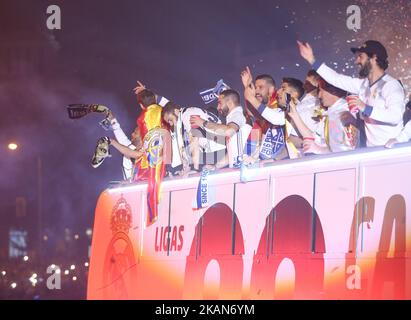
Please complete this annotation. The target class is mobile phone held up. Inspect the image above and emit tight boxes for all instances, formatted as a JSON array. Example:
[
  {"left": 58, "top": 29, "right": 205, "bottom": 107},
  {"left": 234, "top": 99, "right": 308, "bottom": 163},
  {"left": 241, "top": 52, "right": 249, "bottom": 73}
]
[{"left": 284, "top": 93, "right": 292, "bottom": 112}]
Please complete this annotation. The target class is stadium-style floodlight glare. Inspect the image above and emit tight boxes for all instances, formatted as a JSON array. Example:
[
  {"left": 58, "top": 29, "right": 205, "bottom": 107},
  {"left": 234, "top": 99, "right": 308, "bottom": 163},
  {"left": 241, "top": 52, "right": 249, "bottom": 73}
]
[
  {"left": 10, "top": 282, "right": 17, "bottom": 289},
  {"left": 23, "top": 256, "right": 29, "bottom": 262},
  {"left": 8, "top": 143, "right": 18, "bottom": 151}
]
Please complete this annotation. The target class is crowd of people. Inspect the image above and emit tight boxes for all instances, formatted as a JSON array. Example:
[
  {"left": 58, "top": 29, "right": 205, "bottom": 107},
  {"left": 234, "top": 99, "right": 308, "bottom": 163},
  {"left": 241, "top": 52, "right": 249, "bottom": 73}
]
[
  {"left": 0, "top": 253, "right": 88, "bottom": 300},
  {"left": 92, "top": 40, "right": 411, "bottom": 182}
]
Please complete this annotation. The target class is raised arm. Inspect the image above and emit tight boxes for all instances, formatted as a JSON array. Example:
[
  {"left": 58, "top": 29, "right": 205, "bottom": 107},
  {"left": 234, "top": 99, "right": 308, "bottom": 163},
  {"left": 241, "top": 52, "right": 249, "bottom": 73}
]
[
  {"left": 106, "top": 111, "right": 134, "bottom": 147},
  {"left": 110, "top": 139, "right": 144, "bottom": 159},
  {"left": 244, "top": 84, "right": 285, "bottom": 125},
  {"left": 133, "top": 80, "right": 169, "bottom": 107},
  {"left": 241, "top": 66, "right": 253, "bottom": 89},
  {"left": 288, "top": 99, "right": 315, "bottom": 139},
  {"left": 297, "top": 41, "right": 362, "bottom": 94},
  {"left": 190, "top": 115, "right": 239, "bottom": 138}
]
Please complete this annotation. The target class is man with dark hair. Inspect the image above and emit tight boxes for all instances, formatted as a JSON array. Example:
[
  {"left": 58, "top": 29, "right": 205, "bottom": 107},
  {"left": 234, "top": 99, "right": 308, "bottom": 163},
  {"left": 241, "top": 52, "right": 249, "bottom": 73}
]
[
  {"left": 91, "top": 81, "right": 169, "bottom": 178},
  {"left": 240, "top": 67, "right": 281, "bottom": 162},
  {"left": 282, "top": 78, "right": 304, "bottom": 101},
  {"left": 294, "top": 70, "right": 321, "bottom": 133},
  {"left": 244, "top": 76, "right": 305, "bottom": 159},
  {"left": 190, "top": 89, "right": 252, "bottom": 169},
  {"left": 289, "top": 78, "right": 358, "bottom": 154},
  {"left": 218, "top": 89, "right": 241, "bottom": 107},
  {"left": 244, "top": 77, "right": 304, "bottom": 126},
  {"left": 161, "top": 101, "right": 225, "bottom": 175},
  {"left": 255, "top": 74, "right": 276, "bottom": 101},
  {"left": 137, "top": 89, "right": 157, "bottom": 108},
  {"left": 240, "top": 68, "right": 277, "bottom": 122},
  {"left": 92, "top": 88, "right": 164, "bottom": 181},
  {"left": 129, "top": 89, "right": 164, "bottom": 180},
  {"left": 298, "top": 40, "right": 405, "bottom": 147},
  {"left": 286, "top": 70, "right": 322, "bottom": 154},
  {"left": 135, "top": 89, "right": 162, "bottom": 136}
]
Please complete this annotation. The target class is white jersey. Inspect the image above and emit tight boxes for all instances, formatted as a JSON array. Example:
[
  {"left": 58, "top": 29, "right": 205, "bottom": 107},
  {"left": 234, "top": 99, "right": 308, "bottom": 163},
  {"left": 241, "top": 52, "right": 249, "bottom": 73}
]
[
  {"left": 226, "top": 106, "right": 252, "bottom": 167},
  {"left": 291, "top": 93, "right": 321, "bottom": 135},
  {"left": 180, "top": 107, "right": 226, "bottom": 153},
  {"left": 315, "top": 63, "right": 405, "bottom": 146},
  {"left": 313, "top": 98, "right": 357, "bottom": 153},
  {"left": 180, "top": 107, "right": 219, "bottom": 132},
  {"left": 172, "top": 107, "right": 226, "bottom": 168},
  {"left": 257, "top": 104, "right": 286, "bottom": 125}
]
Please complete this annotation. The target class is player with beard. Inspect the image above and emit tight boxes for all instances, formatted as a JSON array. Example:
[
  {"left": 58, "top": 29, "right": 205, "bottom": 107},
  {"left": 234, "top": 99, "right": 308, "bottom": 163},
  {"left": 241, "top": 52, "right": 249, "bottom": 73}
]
[
  {"left": 298, "top": 40, "right": 405, "bottom": 147},
  {"left": 161, "top": 101, "right": 226, "bottom": 175},
  {"left": 190, "top": 89, "right": 252, "bottom": 169},
  {"left": 244, "top": 76, "right": 304, "bottom": 160},
  {"left": 240, "top": 67, "right": 281, "bottom": 162}
]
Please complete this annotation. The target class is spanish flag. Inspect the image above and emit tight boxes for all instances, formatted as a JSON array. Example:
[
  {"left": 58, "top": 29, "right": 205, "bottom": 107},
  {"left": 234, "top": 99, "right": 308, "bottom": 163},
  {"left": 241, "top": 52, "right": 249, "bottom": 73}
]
[
  {"left": 144, "top": 128, "right": 167, "bottom": 227},
  {"left": 134, "top": 104, "right": 163, "bottom": 182}
]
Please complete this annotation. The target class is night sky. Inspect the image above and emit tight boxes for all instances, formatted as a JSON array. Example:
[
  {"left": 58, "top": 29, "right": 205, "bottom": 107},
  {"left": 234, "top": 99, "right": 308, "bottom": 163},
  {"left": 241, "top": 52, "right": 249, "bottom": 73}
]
[{"left": 0, "top": 0, "right": 410, "bottom": 250}]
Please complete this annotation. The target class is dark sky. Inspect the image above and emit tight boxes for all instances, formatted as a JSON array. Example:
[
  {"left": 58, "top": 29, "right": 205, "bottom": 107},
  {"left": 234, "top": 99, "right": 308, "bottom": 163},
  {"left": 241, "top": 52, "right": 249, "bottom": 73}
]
[{"left": 0, "top": 0, "right": 410, "bottom": 243}]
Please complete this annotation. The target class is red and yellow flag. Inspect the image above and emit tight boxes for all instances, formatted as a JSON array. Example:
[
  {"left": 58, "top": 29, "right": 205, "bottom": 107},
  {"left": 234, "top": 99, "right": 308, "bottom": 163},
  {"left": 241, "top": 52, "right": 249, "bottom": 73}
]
[{"left": 144, "top": 128, "right": 166, "bottom": 226}]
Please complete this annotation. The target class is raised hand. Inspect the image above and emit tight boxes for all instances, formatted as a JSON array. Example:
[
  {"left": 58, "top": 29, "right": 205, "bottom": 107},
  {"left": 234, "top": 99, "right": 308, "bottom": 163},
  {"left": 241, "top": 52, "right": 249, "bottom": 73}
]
[
  {"left": 241, "top": 66, "right": 253, "bottom": 89},
  {"left": 244, "top": 83, "right": 257, "bottom": 106},
  {"left": 133, "top": 81, "right": 146, "bottom": 95},
  {"left": 104, "top": 109, "right": 114, "bottom": 120},
  {"left": 297, "top": 41, "right": 316, "bottom": 65}
]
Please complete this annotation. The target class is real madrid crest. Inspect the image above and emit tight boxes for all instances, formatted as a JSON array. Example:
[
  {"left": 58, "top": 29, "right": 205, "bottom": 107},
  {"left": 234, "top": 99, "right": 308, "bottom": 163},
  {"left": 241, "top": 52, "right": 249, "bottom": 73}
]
[
  {"left": 110, "top": 195, "right": 132, "bottom": 235},
  {"left": 143, "top": 128, "right": 164, "bottom": 167},
  {"left": 102, "top": 195, "right": 137, "bottom": 299}
]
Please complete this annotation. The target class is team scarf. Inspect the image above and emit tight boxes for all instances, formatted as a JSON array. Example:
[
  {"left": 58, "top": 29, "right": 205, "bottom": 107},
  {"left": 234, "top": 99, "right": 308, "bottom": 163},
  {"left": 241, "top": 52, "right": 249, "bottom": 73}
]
[
  {"left": 259, "top": 127, "right": 286, "bottom": 159},
  {"left": 257, "top": 91, "right": 287, "bottom": 159},
  {"left": 199, "top": 79, "right": 230, "bottom": 105},
  {"left": 193, "top": 169, "right": 210, "bottom": 210}
]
